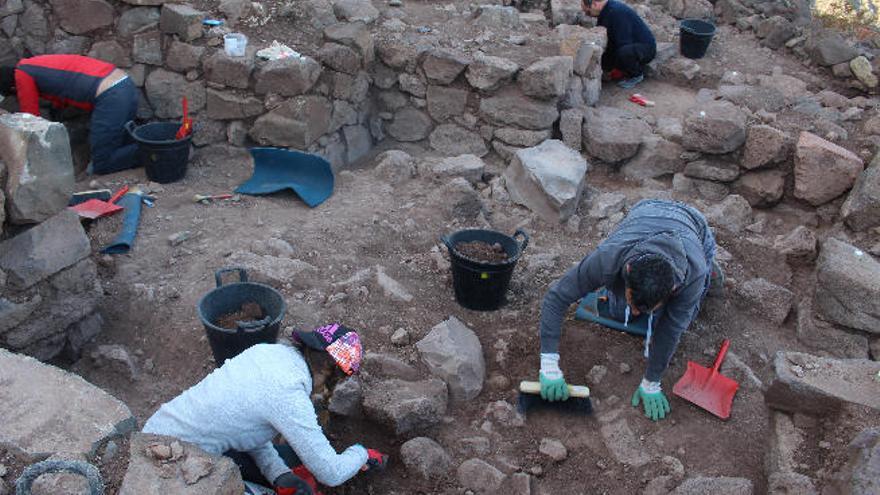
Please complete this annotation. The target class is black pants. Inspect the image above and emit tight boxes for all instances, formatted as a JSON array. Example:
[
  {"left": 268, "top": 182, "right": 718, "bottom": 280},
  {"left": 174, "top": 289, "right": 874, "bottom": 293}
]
[
  {"left": 90, "top": 77, "right": 139, "bottom": 174},
  {"left": 225, "top": 444, "right": 302, "bottom": 487},
  {"left": 601, "top": 43, "right": 657, "bottom": 78}
]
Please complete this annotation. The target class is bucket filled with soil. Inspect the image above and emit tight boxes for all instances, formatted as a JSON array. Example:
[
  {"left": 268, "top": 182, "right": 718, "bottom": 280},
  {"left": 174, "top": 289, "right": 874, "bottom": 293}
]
[
  {"left": 441, "top": 229, "right": 529, "bottom": 311},
  {"left": 197, "top": 268, "right": 286, "bottom": 364}
]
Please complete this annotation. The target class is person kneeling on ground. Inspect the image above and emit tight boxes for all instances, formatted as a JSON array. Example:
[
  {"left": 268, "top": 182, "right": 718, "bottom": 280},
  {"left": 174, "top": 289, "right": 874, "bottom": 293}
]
[
  {"left": 537, "top": 199, "right": 724, "bottom": 421},
  {"left": 0, "top": 54, "right": 139, "bottom": 175},
  {"left": 143, "top": 324, "right": 388, "bottom": 495},
  {"left": 583, "top": 0, "right": 657, "bottom": 89}
]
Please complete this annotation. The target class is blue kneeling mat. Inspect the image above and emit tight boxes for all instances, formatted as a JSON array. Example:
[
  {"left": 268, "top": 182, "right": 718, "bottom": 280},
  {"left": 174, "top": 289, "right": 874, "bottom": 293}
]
[{"left": 574, "top": 289, "right": 650, "bottom": 337}]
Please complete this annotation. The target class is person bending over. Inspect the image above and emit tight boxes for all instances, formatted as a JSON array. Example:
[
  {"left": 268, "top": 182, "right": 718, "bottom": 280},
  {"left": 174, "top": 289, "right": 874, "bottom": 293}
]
[{"left": 584, "top": 0, "right": 657, "bottom": 89}]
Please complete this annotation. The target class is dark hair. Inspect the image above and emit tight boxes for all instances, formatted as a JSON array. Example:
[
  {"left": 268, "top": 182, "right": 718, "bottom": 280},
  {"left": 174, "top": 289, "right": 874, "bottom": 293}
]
[
  {"left": 0, "top": 66, "right": 14, "bottom": 96},
  {"left": 624, "top": 254, "right": 675, "bottom": 311}
]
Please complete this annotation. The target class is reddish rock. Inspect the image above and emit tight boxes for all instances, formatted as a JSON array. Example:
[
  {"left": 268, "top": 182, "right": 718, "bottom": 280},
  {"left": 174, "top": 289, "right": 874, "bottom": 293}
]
[{"left": 794, "top": 131, "right": 864, "bottom": 205}]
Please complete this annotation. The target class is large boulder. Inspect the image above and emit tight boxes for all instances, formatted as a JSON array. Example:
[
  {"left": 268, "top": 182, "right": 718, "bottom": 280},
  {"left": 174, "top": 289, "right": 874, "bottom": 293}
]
[
  {"left": 0, "top": 348, "right": 135, "bottom": 457},
  {"left": 386, "top": 107, "right": 433, "bottom": 142},
  {"left": 682, "top": 101, "right": 747, "bottom": 154},
  {"left": 145, "top": 69, "right": 206, "bottom": 119},
  {"left": 429, "top": 124, "right": 488, "bottom": 157},
  {"left": 794, "top": 131, "right": 864, "bottom": 206},
  {"left": 0, "top": 113, "right": 74, "bottom": 224},
  {"left": 422, "top": 48, "right": 469, "bottom": 85},
  {"left": 479, "top": 92, "right": 559, "bottom": 130},
  {"left": 742, "top": 125, "right": 790, "bottom": 170},
  {"left": 159, "top": 3, "right": 204, "bottom": 41},
  {"left": 249, "top": 96, "right": 332, "bottom": 149},
  {"left": 254, "top": 56, "right": 322, "bottom": 96},
  {"left": 815, "top": 238, "right": 880, "bottom": 334},
  {"left": 765, "top": 351, "right": 880, "bottom": 415},
  {"left": 324, "top": 21, "right": 374, "bottom": 64},
  {"left": 416, "top": 316, "right": 486, "bottom": 401},
  {"left": 827, "top": 428, "right": 880, "bottom": 495},
  {"left": 583, "top": 106, "right": 651, "bottom": 163},
  {"left": 840, "top": 153, "right": 880, "bottom": 232},
  {"left": 732, "top": 169, "right": 785, "bottom": 207},
  {"left": 119, "top": 433, "right": 244, "bottom": 494},
  {"left": 400, "top": 437, "right": 452, "bottom": 480},
  {"left": 504, "top": 139, "right": 589, "bottom": 223},
  {"left": 50, "top": 0, "right": 114, "bottom": 35},
  {"left": 621, "top": 135, "right": 685, "bottom": 179},
  {"left": 519, "top": 56, "right": 573, "bottom": 99},
  {"left": 806, "top": 30, "right": 859, "bottom": 67},
  {"left": 117, "top": 7, "right": 161, "bottom": 37},
  {"left": 457, "top": 459, "right": 506, "bottom": 493},
  {"left": 734, "top": 278, "right": 793, "bottom": 325},
  {"left": 466, "top": 53, "right": 519, "bottom": 91},
  {"left": 362, "top": 378, "right": 448, "bottom": 436},
  {"left": 203, "top": 50, "right": 254, "bottom": 89}
]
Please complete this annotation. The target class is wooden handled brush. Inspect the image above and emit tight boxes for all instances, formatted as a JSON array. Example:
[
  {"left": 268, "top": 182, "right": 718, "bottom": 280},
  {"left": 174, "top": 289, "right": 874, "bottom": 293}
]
[{"left": 517, "top": 381, "right": 593, "bottom": 417}]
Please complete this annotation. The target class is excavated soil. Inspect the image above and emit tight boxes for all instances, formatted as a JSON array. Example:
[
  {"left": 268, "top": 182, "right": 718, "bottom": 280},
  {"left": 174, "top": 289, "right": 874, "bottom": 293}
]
[
  {"left": 215, "top": 302, "right": 266, "bottom": 330},
  {"left": 455, "top": 240, "right": 510, "bottom": 263}
]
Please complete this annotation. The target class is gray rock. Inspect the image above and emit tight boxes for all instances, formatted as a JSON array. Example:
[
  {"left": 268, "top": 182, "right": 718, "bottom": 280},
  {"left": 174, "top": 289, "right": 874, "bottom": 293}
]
[
  {"left": 796, "top": 299, "right": 868, "bottom": 360},
  {"left": 226, "top": 120, "right": 248, "bottom": 146},
  {"left": 735, "top": 278, "right": 793, "bottom": 325},
  {"left": 285, "top": 0, "right": 337, "bottom": 30},
  {"left": 119, "top": 433, "right": 244, "bottom": 494},
  {"left": 794, "top": 131, "right": 864, "bottom": 206},
  {"left": 806, "top": 30, "right": 858, "bottom": 67},
  {"left": 715, "top": 0, "right": 750, "bottom": 24},
  {"left": 459, "top": 437, "right": 491, "bottom": 457},
  {"left": 203, "top": 50, "right": 254, "bottom": 89},
  {"left": 88, "top": 41, "right": 133, "bottom": 68},
  {"left": 362, "top": 378, "right": 448, "bottom": 436},
  {"left": 0, "top": 348, "right": 135, "bottom": 457},
  {"left": 683, "top": 159, "right": 740, "bottom": 182},
  {"left": 851, "top": 56, "right": 878, "bottom": 89},
  {"left": 417, "top": 316, "right": 486, "bottom": 401},
  {"left": 332, "top": 0, "right": 378, "bottom": 23},
  {"left": 225, "top": 252, "right": 317, "bottom": 288},
  {"left": 768, "top": 472, "right": 817, "bottom": 495},
  {"left": 343, "top": 124, "right": 371, "bottom": 164},
  {"left": 399, "top": 73, "right": 426, "bottom": 97},
  {"left": 249, "top": 96, "right": 331, "bottom": 148},
  {"left": 815, "top": 238, "right": 880, "bottom": 335},
  {"left": 560, "top": 108, "right": 583, "bottom": 151},
  {"left": 218, "top": 0, "right": 255, "bottom": 25},
  {"left": 600, "top": 418, "right": 653, "bottom": 467},
  {"left": 705, "top": 194, "right": 753, "bottom": 233},
  {"left": 145, "top": 69, "right": 206, "bottom": 119},
  {"left": 539, "top": 438, "right": 568, "bottom": 461},
  {"left": 317, "top": 42, "right": 360, "bottom": 74},
  {"left": 480, "top": 92, "right": 558, "bottom": 130},
  {"left": 165, "top": 41, "right": 204, "bottom": 72},
  {"left": 666, "top": 0, "right": 713, "bottom": 19},
  {"left": 205, "top": 89, "right": 263, "bottom": 120},
  {"left": 589, "top": 192, "right": 626, "bottom": 219},
  {"left": 328, "top": 376, "right": 362, "bottom": 416},
  {"left": 255, "top": 56, "right": 322, "bottom": 96},
  {"left": 657, "top": 117, "right": 683, "bottom": 143},
  {"left": 733, "top": 169, "right": 785, "bottom": 207},
  {"left": 374, "top": 265, "right": 412, "bottom": 302},
  {"left": 374, "top": 150, "right": 416, "bottom": 184},
  {"left": 117, "top": 7, "right": 160, "bottom": 38},
  {"left": 50, "top": 0, "right": 113, "bottom": 35},
  {"left": 324, "top": 21, "right": 373, "bottom": 64},
  {"left": 429, "top": 124, "right": 488, "bottom": 157},
  {"left": 363, "top": 352, "right": 418, "bottom": 380},
  {"left": 437, "top": 177, "right": 483, "bottom": 220},
  {"left": 466, "top": 53, "right": 518, "bottom": 91},
  {"left": 0, "top": 114, "right": 75, "bottom": 225},
  {"left": 827, "top": 428, "right": 880, "bottom": 495},
  {"left": 375, "top": 38, "right": 415, "bottom": 70},
  {"left": 0, "top": 0, "right": 23, "bottom": 16},
  {"left": 759, "top": 16, "right": 797, "bottom": 50},
  {"left": 584, "top": 106, "right": 651, "bottom": 163},
  {"left": 683, "top": 101, "right": 748, "bottom": 154},
  {"left": 159, "top": 3, "right": 204, "bottom": 41},
  {"left": 377, "top": 90, "right": 408, "bottom": 113},
  {"left": 401, "top": 437, "right": 452, "bottom": 479},
  {"left": 621, "top": 135, "right": 684, "bottom": 180},
  {"left": 519, "top": 56, "right": 573, "bottom": 99},
  {"left": 672, "top": 477, "right": 753, "bottom": 495},
  {"left": 774, "top": 226, "right": 817, "bottom": 264},
  {"left": 431, "top": 154, "right": 485, "bottom": 184},
  {"left": 551, "top": 0, "right": 582, "bottom": 25},
  {"left": 718, "top": 84, "right": 785, "bottom": 113},
  {"left": 504, "top": 140, "right": 589, "bottom": 223},
  {"left": 132, "top": 31, "right": 163, "bottom": 66},
  {"left": 422, "top": 48, "right": 469, "bottom": 85},
  {"left": 192, "top": 119, "right": 226, "bottom": 147},
  {"left": 742, "top": 125, "right": 789, "bottom": 169},
  {"left": 765, "top": 351, "right": 880, "bottom": 415},
  {"left": 48, "top": 31, "right": 90, "bottom": 55},
  {"left": 387, "top": 107, "right": 433, "bottom": 142},
  {"left": 475, "top": 5, "right": 520, "bottom": 29},
  {"left": 457, "top": 459, "right": 505, "bottom": 493},
  {"left": 91, "top": 344, "right": 138, "bottom": 380},
  {"left": 493, "top": 128, "right": 550, "bottom": 148},
  {"left": 427, "top": 85, "right": 468, "bottom": 121},
  {"left": 840, "top": 153, "right": 880, "bottom": 232}
]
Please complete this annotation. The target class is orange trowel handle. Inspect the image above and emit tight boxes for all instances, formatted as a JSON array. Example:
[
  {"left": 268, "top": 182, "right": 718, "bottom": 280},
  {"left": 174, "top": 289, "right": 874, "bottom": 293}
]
[
  {"left": 711, "top": 339, "right": 731, "bottom": 374},
  {"left": 109, "top": 185, "right": 130, "bottom": 203}
]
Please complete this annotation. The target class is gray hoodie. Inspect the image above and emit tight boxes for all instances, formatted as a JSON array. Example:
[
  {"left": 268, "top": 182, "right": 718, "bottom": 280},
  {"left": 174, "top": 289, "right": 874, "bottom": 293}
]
[{"left": 539, "top": 200, "right": 714, "bottom": 382}]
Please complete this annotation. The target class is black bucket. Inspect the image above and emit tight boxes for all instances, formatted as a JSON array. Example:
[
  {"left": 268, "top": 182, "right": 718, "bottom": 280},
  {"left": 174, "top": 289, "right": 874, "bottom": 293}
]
[
  {"left": 441, "top": 229, "right": 529, "bottom": 311},
  {"left": 126, "top": 120, "right": 190, "bottom": 184},
  {"left": 197, "top": 268, "right": 286, "bottom": 365},
  {"left": 680, "top": 19, "right": 716, "bottom": 59}
]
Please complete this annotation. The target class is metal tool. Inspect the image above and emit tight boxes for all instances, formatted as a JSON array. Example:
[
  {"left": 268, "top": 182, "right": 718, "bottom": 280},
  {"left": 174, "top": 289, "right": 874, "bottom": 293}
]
[
  {"left": 673, "top": 339, "right": 740, "bottom": 420},
  {"left": 194, "top": 193, "right": 233, "bottom": 203}
]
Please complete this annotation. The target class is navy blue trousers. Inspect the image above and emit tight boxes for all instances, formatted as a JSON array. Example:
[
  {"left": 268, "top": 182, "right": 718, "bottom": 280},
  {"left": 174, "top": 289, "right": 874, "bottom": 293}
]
[
  {"left": 602, "top": 43, "right": 657, "bottom": 78},
  {"left": 90, "top": 77, "right": 139, "bottom": 175}
]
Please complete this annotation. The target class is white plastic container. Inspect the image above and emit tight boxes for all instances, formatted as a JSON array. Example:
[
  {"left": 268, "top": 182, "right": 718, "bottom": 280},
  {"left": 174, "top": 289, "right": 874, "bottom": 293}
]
[{"left": 224, "top": 33, "right": 248, "bottom": 57}]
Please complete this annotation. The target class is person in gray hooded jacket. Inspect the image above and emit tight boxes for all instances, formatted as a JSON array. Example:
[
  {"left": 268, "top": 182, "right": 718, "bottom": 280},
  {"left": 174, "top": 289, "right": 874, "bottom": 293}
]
[{"left": 537, "top": 199, "right": 722, "bottom": 421}]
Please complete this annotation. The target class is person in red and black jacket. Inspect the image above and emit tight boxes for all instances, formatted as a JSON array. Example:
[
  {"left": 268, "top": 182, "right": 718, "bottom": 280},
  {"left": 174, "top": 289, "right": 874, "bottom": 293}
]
[{"left": 0, "top": 54, "right": 139, "bottom": 175}]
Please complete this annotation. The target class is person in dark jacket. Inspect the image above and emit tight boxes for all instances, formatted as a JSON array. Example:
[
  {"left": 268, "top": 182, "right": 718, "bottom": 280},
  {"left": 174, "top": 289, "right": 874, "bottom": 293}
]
[
  {"left": 584, "top": 0, "right": 657, "bottom": 89},
  {"left": 537, "top": 200, "right": 723, "bottom": 421},
  {"left": 0, "top": 54, "right": 139, "bottom": 175}
]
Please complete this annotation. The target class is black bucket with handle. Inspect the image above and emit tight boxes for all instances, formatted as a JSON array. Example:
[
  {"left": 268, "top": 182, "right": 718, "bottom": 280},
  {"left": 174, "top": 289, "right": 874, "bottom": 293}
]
[
  {"left": 125, "top": 120, "right": 190, "bottom": 184},
  {"left": 680, "top": 19, "right": 716, "bottom": 59},
  {"left": 197, "top": 268, "right": 286, "bottom": 365},
  {"left": 441, "top": 229, "right": 529, "bottom": 311}
]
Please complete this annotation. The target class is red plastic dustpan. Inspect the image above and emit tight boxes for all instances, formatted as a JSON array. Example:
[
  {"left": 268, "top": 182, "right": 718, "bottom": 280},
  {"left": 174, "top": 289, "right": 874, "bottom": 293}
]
[
  {"left": 69, "top": 185, "right": 129, "bottom": 219},
  {"left": 673, "top": 339, "right": 739, "bottom": 420}
]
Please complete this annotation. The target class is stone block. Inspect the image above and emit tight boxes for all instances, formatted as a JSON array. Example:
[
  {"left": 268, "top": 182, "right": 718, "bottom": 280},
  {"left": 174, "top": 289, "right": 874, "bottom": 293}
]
[
  {"left": 519, "top": 56, "right": 573, "bottom": 99},
  {"left": 417, "top": 316, "right": 486, "bottom": 401},
  {"left": 840, "top": 152, "right": 880, "bottom": 231},
  {"left": 466, "top": 53, "right": 518, "bottom": 91},
  {"left": 49, "top": 0, "right": 113, "bottom": 35},
  {"left": 683, "top": 159, "right": 740, "bottom": 182},
  {"left": 324, "top": 21, "right": 374, "bottom": 65},
  {"left": 88, "top": 40, "right": 132, "bottom": 68},
  {"left": 160, "top": 3, "right": 204, "bottom": 42},
  {"left": 362, "top": 378, "right": 448, "bottom": 436},
  {"left": 387, "top": 107, "right": 433, "bottom": 142},
  {"left": 317, "top": 42, "right": 360, "bottom": 74},
  {"left": 249, "top": 95, "right": 331, "bottom": 149},
  {"left": 621, "top": 135, "right": 684, "bottom": 180},
  {"left": 255, "top": 56, "right": 322, "bottom": 96},
  {"left": 132, "top": 31, "right": 163, "bottom": 66},
  {"left": 733, "top": 169, "right": 785, "bottom": 207},
  {"left": 166, "top": 41, "right": 204, "bottom": 72},
  {"left": 117, "top": 6, "right": 160, "bottom": 37},
  {"left": 583, "top": 106, "right": 650, "bottom": 163},
  {"left": 457, "top": 459, "right": 505, "bottom": 493},
  {"left": 205, "top": 89, "right": 263, "bottom": 120},
  {"left": 401, "top": 437, "right": 451, "bottom": 479},
  {"left": 328, "top": 376, "right": 362, "bottom": 416},
  {"left": 560, "top": 108, "right": 583, "bottom": 151},
  {"left": 429, "top": 124, "right": 488, "bottom": 157},
  {"left": 430, "top": 154, "right": 485, "bottom": 184},
  {"left": 480, "top": 92, "right": 559, "bottom": 131},
  {"left": 426, "top": 85, "right": 468, "bottom": 122},
  {"left": 796, "top": 299, "right": 869, "bottom": 360},
  {"left": 343, "top": 124, "right": 371, "bottom": 164},
  {"left": 815, "top": 238, "right": 880, "bottom": 334},
  {"left": 704, "top": 194, "right": 753, "bottom": 233},
  {"left": 145, "top": 69, "right": 206, "bottom": 118},
  {"left": 422, "top": 48, "right": 470, "bottom": 85},
  {"left": 551, "top": 0, "right": 582, "bottom": 26},
  {"left": 203, "top": 49, "right": 254, "bottom": 89},
  {"left": 794, "top": 131, "right": 864, "bottom": 206},
  {"left": 742, "top": 125, "right": 790, "bottom": 170},
  {"left": 0, "top": 210, "right": 89, "bottom": 289},
  {"left": 735, "top": 278, "right": 793, "bottom": 325},
  {"left": 682, "top": 100, "right": 747, "bottom": 154}
]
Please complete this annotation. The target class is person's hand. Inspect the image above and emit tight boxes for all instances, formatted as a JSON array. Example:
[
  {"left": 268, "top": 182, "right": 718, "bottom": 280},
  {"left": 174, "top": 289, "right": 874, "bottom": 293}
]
[
  {"left": 274, "top": 467, "right": 318, "bottom": 495},
  {"left": 631, "top": 379, "right": 671, "bottom": 421},
  {"left": 360, "top": 448, "right": 389, "bottom": 473},
  {"left": 539, "top": 353, "right": 569, "bottom": 401}
]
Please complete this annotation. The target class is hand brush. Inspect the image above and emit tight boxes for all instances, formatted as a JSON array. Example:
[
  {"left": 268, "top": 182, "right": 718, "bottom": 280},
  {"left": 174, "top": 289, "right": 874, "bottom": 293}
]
[{"left": 517, "top": 380, "right": 593, "bottom": 417}]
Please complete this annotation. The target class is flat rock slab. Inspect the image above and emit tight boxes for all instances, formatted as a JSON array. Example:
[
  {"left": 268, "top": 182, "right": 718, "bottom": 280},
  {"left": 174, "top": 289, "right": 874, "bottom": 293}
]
[
  {"left": 227, "top": 251, "right": 318, "bottom": 289},
  {"left": 362, "top": 378, "right": 448, "bottom": 436},
  {"left": 119, "top": 433, "right": 244, "bottom": 495},
  {"left": 765, "top": 351, "right": 880, "bottom": 415},
  {"left": 0, "top": 348, "right": 135, "bottom": 457},
  {"left": 599, "top": 417, "right": 653, "bottom": 467},
  {"left": 815, "top": 238, "right": 880, "bottom": 334}
]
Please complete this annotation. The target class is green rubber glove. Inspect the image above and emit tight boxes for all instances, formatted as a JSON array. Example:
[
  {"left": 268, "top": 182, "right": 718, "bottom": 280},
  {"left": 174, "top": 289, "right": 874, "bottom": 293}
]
[
  {"left": 631, "top": 379, "right": 671, "bottom": 421},
  {"left": 539, "top": 353, "right": 569, "bottom": 402}
]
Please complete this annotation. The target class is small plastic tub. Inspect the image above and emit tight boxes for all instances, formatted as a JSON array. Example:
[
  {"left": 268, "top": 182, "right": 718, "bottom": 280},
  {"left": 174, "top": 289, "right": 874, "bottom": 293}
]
[{"left": 224, "top": 33, "right": 248, "bottom": 57}]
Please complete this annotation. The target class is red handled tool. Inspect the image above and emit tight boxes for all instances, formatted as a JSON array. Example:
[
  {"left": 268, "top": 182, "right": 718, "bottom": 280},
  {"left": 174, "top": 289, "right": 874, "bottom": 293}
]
[
  {"left": 673, "top": 339, "right": 740, "bottom": 420},
  {"left": 175, "top": 97, "right": 193, "bottom": 140},
  {"left": 70, "top": 185, "right": 129, "bottom": 219},
  {"left": 629, "top": 93, "right": 655, "bottom": 107}
]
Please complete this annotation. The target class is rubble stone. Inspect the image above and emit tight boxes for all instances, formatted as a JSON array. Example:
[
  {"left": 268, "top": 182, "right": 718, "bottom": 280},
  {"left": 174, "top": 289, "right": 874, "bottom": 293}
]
[
  {"left": 0, "top": 210, "right": 89, "bottom": 290},
  {"left": 132, "top": 31, "right": 162, "bottom": 65},
  {"left": 705, "top": 195, "right": 753, "bottom": 233},
  {"left": 226, "top": 252, "right": 317, "bottom": 288},
  {"left": 815, "top": 238, "right": 880, "bottom": 334},
  {"left": 436, "top": 177, "right": 483, "bottom": 220},
  {"left": 318, "top": 42, "right": 360, "bottom": 74},
  {"left": 86, "top": 40, "right": 131, "bottom": 68},
  {"left": 117, "top": 7, "right": 160, "bottom": 37},
  {"left": 255, "top": 56, "right": 322, "bottom": 96},
  {"left": 429, "top": 124, "right": 488, "bottom": 157},
  {"left": 796, "top": 299, "right": 868, "bottom": 360},
  {"left": 426, "top": 85, "right": 468, "bottom": 121},
  {"left": 806, "top": 30, "right": 858, "bottom": 66},
  {"left": 362, "top": 378, "right": 448, "bottom": 436},
  {"left": 457, "top": 459, "right": 505, "bottom": 493},
  {"left": 422, "top": 48, "right": 469, "bottom": 85},
  {"left": 145, "top": 69, "right": 206, "bottom": 119},
  {"left": 399, "top": 73, "right": 426, "bottom": 97},
  {"left": 733, "top": 169, "right": 785, "bottom": 207},
  {"left": 828, "top": 428, "right": 880, "bottom": 495},
  {"left": 203, "top": 50, "right": 254, "bottom": 89},
  {"left": 584, "top": 106, "right": 651, "bottom": 163},
  {"left": 519, "top": 56, "right": 573, "bottom": 99},
  {"left": 430, "top": 154, "right": 485, "bottom": 184},
  {"left": 50, "top": 0, "right": 114, "bottom": 35},
  {"left": 475, "top": 5, "right": 520, "bottom": 29},
  {"left": 774, "top": 226, "right": 817, "bottom": 264},
  {"left": 735, "top": 278, "right": 793, "bottom": 325},
  {"left": 539, "top": 438, "right": 568, "bottom": 462},
  {"left": 417, "top": 316, "right": 486, "bottom": 401},
  {"left": 332, "top": 0, "right": 378, "bottom": 23},
  {"left": 560, "top": 108, "right": 583, "bottom": 151},
  {"left": 387, "top": 107, "right": 433, "bottom": 142},
  {"left": 401, "top": 437, "right": 451, "bottom": 479},
  {"left": 600, "top": 418, "right": 653, "bottom": 467},
  {"left": 343, "top": 124, "right": 371, "bottom": 164},
  {"left": 166, "top": 41, "right": 204, "bottom": 72},
  {"left": 160, "top": 3, "right": 204, "bottom": 42},
  {"left": 374, "top": 150, "right": 416, "bottom": 184},
  {"left": 672, "top": 477, "right": 753, "bottom": 494},
  {"left": 683, "top": 159, "right": 740, "bottom": 182},
  {"left": 794, "top": 131, "right": 864, "bottom": 206},
  {"left": 551, "top": 0, "right": 582, "bottom": 26},
  {"left": 249, "top": 96, "right": 332, "bottom": 149},
  {"left": 494, "top": 128, "right": 551, "bottom": 148},
  {"left": 205, "top": 89, "right": 263, "bottom": 120},
  {"left": 666, "top": 0, "right": 713, "bottom": 19},
  {"left": 742, "top": 125, "right": 789, "bottom": 169},
  {"left": 324, "top": 21, "right": 374, "bottom": 64},
  {"left": 328, "top": 376, "right": 362, "bottom": 416},
  {"left": 851, "top": 56, "right": 878, "bottom": 89},
  {"left": 504, "top": 139, "right": 589, "bottom": 223},
  {"left": 480, "top": 92, "right": 558, "bottom": 130},
  {"left": 466, "top": 53, "right": 519, "bottom": 91},
  {"left": 840, "top": 153, "right": 880, "bottom": 231},
  {"left": 0, "top": 113, "right": 75, "bottom": 224},
  {"left": 682, "top": 101, "right": 747, "bottom": 154},
  {"left": 621, "top": 135, "right": 684, "bottom": 180}
]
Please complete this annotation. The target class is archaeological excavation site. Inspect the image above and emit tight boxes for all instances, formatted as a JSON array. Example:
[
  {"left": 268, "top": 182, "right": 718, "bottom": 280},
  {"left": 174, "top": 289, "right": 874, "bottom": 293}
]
[{"left": 1, "top": 0, "right": 880, "bottom": 493}]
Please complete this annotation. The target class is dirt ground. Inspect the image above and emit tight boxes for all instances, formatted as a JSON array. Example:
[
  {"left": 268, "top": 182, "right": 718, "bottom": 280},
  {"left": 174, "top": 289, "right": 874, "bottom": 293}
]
[{"left": 19, "top": 1, "right": 876, "bottom": 494}]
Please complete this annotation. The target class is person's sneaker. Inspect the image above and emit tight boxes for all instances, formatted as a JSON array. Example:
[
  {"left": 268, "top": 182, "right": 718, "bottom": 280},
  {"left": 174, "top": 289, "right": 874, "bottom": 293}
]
[
  {"left": 708, "top": 259, "right": 725, "bottom": 298},
  {"left": 85, "top": 162, "right": 94, "bottom": 175},
  {"left": 617, "top": 74, "right": 644, "bottom": 89}
]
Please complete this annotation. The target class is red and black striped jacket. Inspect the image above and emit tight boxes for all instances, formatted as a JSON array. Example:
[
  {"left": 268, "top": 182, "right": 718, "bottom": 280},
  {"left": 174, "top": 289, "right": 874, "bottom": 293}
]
[{"left": 14, "top": 55, "right": 116, "bottom": 116}]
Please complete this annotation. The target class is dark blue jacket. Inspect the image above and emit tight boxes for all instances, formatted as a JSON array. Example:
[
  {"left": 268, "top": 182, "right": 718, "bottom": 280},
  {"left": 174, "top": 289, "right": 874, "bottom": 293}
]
[{"left": 597, "top": 0, "right": 656, "bottom": 52}]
